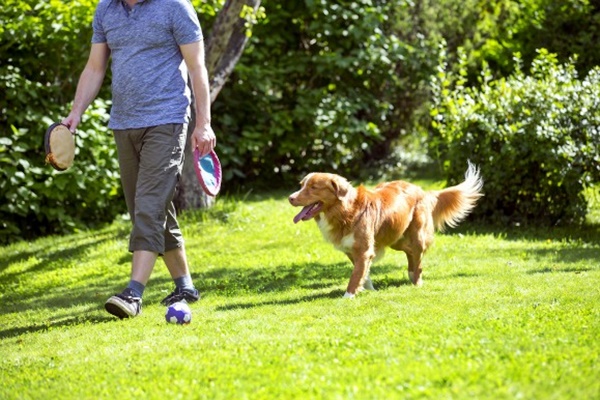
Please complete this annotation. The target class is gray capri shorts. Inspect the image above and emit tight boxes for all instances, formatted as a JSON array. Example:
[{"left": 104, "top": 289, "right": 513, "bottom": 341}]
[{"left": 113, "top": 124, "right": 187, "bottom": 254}]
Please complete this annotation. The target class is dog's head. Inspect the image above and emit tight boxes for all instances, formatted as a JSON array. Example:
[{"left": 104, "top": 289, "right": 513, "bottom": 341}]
[{"left": 288, "top": 173, "right": 352, "bottom": 223}]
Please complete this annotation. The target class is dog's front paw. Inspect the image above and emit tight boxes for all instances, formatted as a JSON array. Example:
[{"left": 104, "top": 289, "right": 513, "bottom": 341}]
[
  {"left": 343, "top": 291, "right": 355, "bottom": 299},
  {"left": 408, "top": 271, "right": 423, "bottom": 287}
]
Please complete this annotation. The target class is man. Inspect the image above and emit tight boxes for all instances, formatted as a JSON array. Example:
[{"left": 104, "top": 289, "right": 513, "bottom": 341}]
[{"left": 62, "top": 0, "right": 215, "bottom": 319}]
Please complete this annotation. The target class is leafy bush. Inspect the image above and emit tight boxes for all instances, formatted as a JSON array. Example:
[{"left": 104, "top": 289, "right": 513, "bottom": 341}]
[
  {"left": 212, "top": 1, "right": 441, "bottom": 188},
  {"left": 0, "top": 1, "right": 122, "bottom": 243},
  {"left": 493, "top": 0, "right": 600, "bottom": 77},
  {"left": 437, "top": 0, "right": 600, "bottom": 86},
  {"left": 213, "top": 0, "right": 600, "bottom": 189},
  {"left": 0, "top": 98, "right": 123, "bottom": 243},
  {"left": 4, "top": 0, "right": 600, "bottom": 243},
  {"left": 431, "top": 48, "right": 600, "bottom": 225}
]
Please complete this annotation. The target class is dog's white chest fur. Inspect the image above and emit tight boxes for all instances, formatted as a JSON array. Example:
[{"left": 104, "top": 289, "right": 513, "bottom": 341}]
[{"left": 317, "top": 217, "right": 355, "bottom": 252}]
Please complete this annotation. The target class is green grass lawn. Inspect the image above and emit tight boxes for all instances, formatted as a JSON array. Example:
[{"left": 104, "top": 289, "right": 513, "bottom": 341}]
[{"left": 1, "top": 189, "right": 599, "bottom": 399}]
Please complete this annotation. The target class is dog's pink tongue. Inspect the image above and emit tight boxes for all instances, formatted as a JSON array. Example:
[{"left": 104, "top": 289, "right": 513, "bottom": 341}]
[{"left": 293, "top": 205, "right": 313, "bottom": 224}]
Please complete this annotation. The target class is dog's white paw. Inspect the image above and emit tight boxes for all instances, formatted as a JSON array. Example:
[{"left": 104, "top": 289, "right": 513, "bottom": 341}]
[
  {"left": 363, "top": 277, "right": 375, "bottom": 291},
  {"left": 343, "top": 292, "right": 355, "bottom": 299},
  {"left": 408, "top": 272, "right": 423, "bottom": 286}
]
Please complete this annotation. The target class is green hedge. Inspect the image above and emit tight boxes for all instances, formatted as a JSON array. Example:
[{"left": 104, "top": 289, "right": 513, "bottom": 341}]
[
  {"left": 0, "top": 1, "right": 123, "bottom": 243},
  {"left": 3, "top": 0, "right": 600, "bottom": 243},
  {"left": 431, "top": 49, "right": 600, "bottom": 225},
  {"left": 211, "top": 1, "right": 441, "bottom": 188},
  {"left": 0, "top": 98, "right": 123, "bottom": 243}
]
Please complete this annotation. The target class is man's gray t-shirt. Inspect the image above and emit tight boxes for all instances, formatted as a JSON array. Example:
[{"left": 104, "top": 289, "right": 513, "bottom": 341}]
[{"left": 92, "top": 0, "right": 203, "bottom": 129}]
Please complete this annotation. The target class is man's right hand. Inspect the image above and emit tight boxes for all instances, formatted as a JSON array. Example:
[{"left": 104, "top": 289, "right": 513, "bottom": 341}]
[{"left": 61, "top": 113, "right": 81, "bottom": 133}]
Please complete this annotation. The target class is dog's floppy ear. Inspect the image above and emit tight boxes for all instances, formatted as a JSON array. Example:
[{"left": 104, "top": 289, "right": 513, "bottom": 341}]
[{"left": 330, "top": 175, "right": 350, "bottom": 199}]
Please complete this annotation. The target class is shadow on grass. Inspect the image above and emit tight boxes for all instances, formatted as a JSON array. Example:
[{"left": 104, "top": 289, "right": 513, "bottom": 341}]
[
  {"left": 140, "top": 260, "right": 414, "bottom": 307},
  {"left": 0, "top": 312, "right": 115, "bottom": 340},
  {"left": 144, "top": 261, "right": 355, "bottom": 302},
  {"left": 215, "top": 289, "right": 343, "bottom": 311},
  {"left": 453, "top": 221, "right": 600, "bottom": 244},
  {"left": 0, "top": 274, "right": 129, "bottom": 339},
  {"left": 196, "top": 261, "right": 415, "bottom": 294},
  {"left": 0, "top": 271, "right": 127, "bottom": 312},
  {"left": 427, "top": 271, "right": 481, "bottom": 281},
  {"left": 0, "top": 223, "right": 130, "bottom": 274},
  {"left": 527, "top": 266, "right": 592, "bottom": 275},
  {"left": 447, "top": 222, "right": 600, "bottom": 267},
  {"left": 1, "top": 257, "right": 384, "bottom": 338},
  {"left": 208, "top": 265, "right": 416, "bottom": 311},
  {"left": 0, "top": 236, "right": 116, "bottom": 285}
]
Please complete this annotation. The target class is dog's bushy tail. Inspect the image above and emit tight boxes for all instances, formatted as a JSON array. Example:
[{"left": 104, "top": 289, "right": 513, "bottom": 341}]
[{"left": 429, "top": 162, "right": 484, "bottom": 231}]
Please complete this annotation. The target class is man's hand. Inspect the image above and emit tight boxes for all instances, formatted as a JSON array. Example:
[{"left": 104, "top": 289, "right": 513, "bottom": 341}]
[
  {"left": 191, "top": 124, "right": 216, "bottom": 157},
  {"left": 61, "top": 113, "right": 81, "bottom": 133}
]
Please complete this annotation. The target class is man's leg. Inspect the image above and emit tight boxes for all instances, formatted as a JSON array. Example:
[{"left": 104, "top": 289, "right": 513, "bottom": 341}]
[
  {"left": 131, "top": 250, "right": 159, "bottom": 285},
  {"left": 105, "top": 128, "right": 147, "bottom": 319},
  {"left": 163, "top": 245, "right": 190, "bottom": 281},
  {"left": 163, "top": 202, "right": 195, "bottom": 292},
  {"left": 105, "top": 250, "right": 156, "bottom": 319},
  {"left": 159, "top": 124, "right": 200, "bottom": 305},
  {"left": 160, "top": 244, "right": 200, "bottom": 305},
  {"left": 106, "top": 125, "right": 185, "bottom": 318},
  {"left": 107, "top": 124, "right": 200, "bottom": 316},
  {"left": 160, "top": 204, "right": 200, "bottom": 305}
]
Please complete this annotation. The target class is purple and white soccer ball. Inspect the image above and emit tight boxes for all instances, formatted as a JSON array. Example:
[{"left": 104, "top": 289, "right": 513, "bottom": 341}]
[{"left": 165, "top": 301, "right": 192, "bottom": 324}]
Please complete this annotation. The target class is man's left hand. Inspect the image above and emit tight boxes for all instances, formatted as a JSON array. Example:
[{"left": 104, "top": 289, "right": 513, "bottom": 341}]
[{"left": 191, "top": 124, "right": 216, "bottom": 157}]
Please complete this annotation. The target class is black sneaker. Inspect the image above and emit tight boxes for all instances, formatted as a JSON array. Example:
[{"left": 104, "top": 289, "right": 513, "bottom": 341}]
[
  {"left": 161, "top": 287, "right": 200, "bottom": 306},
  {"left": 105, "top": 288, "right": 142, "bottom": 319}
]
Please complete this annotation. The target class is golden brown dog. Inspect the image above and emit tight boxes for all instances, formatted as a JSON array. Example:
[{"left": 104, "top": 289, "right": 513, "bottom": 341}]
[{"left": 288, "top": 163, "right": 483, "bottom": 298}]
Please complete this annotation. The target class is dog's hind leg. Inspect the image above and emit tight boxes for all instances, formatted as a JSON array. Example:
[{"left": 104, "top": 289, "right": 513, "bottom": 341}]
[
  {"left": 406, "top": 250, "right": 424, "bottom": 286},
  {"left": 392, "top": 238, "right": 425, "bottom": 286},
  {"left": 399, "top": 203, "right": 433, "bottom": 286}
]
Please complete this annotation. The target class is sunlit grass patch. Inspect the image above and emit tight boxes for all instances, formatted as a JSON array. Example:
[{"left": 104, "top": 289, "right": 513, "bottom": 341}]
[{"left": 1, "top": 189, "right": 599, "bottom": 399}]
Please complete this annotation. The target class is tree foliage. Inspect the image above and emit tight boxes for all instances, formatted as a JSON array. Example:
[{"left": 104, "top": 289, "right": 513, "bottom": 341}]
[
  {"left": 2, "top": 0, "right": 600, "bottom": 243},
  {"left": 485, "top": 0, "right": 600, "bottom": 76},
  {"left": 212, "top": 1, "right": 441, "bottom": 187},
  {"left": 1, "top": 0, "right": 121, "bottom": 243},
  {"left": 211, "top": 0, "right": 600, "bottom": 189},
  {"left": 431, "top": 49, "right": 600, "bottom": 225}
]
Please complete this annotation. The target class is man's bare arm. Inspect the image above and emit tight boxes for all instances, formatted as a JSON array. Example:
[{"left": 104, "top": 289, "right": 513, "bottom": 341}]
[
  {"left": 63, "top": 43, "right": 110, "bottom": 132},
  {"left": 180, "top": 40, "right": 216, "bottom": 156}
]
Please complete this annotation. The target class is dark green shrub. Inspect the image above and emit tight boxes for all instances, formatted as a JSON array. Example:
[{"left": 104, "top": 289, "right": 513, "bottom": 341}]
[
  {"left": 0, "top": 1, "right": 123, "bottom": 243},
  {"left": 0, "top": 98, "right": 123, "bottom": 243},
  {"left": 431, "top": 49, "right": 600, "bottom": 225},
  {"left": 497, "top": 0, "right": 600, "bottom": 77},
  {"left": 212, "top": 1, "right": 441, "bottom": 188}
]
